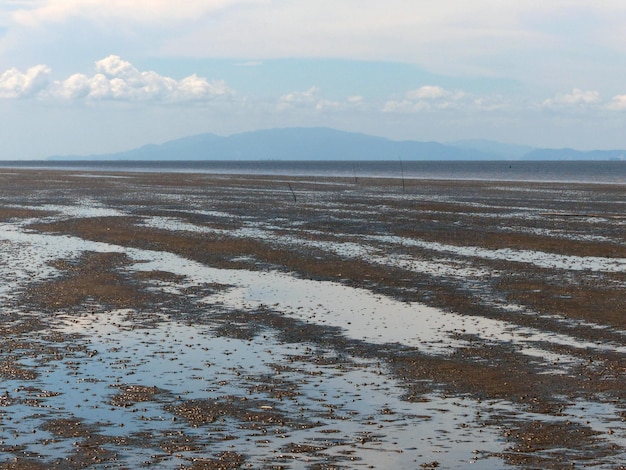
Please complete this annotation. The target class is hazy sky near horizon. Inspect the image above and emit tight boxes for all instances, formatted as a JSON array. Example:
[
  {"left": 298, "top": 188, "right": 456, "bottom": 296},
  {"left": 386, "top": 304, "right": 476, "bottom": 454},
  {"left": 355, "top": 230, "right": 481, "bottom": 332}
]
[{"left": 2, "top": 1, "right": 626, "bottom": 158}]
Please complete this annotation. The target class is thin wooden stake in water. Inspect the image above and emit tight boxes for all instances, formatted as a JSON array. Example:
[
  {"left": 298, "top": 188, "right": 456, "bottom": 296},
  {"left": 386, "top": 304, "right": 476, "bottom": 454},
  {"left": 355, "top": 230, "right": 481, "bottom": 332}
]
[
  {"left": 399, "top": 158, "right": 405, "bottom": 192},
  {"left": 288, "top": 183, "right": 297, "bottom": 202}
]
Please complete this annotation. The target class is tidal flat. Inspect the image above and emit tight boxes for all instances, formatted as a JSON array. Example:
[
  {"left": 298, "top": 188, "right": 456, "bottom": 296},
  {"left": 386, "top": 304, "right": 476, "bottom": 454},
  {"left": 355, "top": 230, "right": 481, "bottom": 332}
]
[{"left": 0, "top": 169, "right": 624, "bottom": 468}]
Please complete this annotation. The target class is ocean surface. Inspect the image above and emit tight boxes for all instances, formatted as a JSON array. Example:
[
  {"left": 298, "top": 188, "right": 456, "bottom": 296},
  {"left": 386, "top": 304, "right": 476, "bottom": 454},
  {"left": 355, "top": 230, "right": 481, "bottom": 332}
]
[{"left": 2, "top": 160, "right": 626, "bottom": 184}]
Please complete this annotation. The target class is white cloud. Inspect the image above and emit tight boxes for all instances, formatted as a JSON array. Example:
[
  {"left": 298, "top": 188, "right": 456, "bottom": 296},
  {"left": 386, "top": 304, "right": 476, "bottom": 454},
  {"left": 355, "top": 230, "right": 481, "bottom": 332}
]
[
  {"left": 606, "top": 94, "right": 626, "bottom": 111},
  {"left": 277, "top": 86, "right": 320, "bottom": 110},
  {"left": 537, "top": 87, "right": 626, "bottom": 113},
  {"left": 49, "top": 72, "right": 91, "bottom": 99},
  {"left": 14, "top": 55, "right": 235, "bottom": 102},
  {"left": 382, "top": 86, "right": 469, "bottom": 113},
  {"left": 541, "top": 88, "right": 601, "bottom": 108},
  {"left": 315, "top": 99, "right": 341, "bottom": 111},
  {"left": 406, "top": 86, "right": 449, "bottom": 101},
  {"left": 277, "top": 87, "right": 367, "bottom": 113},
  {"left": 0, "top": 64, "right": 50, "bottom": 98}
]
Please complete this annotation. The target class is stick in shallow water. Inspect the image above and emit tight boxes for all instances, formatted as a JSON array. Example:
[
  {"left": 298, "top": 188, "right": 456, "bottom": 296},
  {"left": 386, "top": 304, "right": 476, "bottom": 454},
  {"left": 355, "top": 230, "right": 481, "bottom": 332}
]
[{"left": 288, "top": 183, "right": 297, "bottom": 202}]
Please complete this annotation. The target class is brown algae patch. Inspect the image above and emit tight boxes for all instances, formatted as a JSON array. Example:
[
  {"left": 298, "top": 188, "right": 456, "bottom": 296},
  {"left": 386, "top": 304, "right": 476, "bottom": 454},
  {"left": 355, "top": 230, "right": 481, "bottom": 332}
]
[
  {"left": 179, "top": 451, "right": 246, "bottom": 470},
  {"left": 0, "top": 360, "right": 38, "bottom": 380},
  {"left": 497, "top": 275, "right": 626, "bottom": 329},
  {"left": 498, "top": 419, "right": 615, "bottom": 468},
  {"left": 25, "top": 251, "right": 152, "bottom": 310},
  {"left": 0, "top": 208, "right": 53, "bottom": 221},
  {"left": 41, "top": 417, "right": 97, "bottom": 439},
  {"left": 109, "top": 384, "right": 169, "bottom": 408},
  {"left": 169, "top": 396, "right": 304, "bottom": 429}
]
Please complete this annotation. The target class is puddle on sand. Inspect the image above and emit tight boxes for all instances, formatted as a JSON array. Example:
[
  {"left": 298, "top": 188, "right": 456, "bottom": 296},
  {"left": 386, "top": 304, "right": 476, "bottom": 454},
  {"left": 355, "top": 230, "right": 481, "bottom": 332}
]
[
  {"left": 0, "top": 309, "right": 505, "bottom": 468},
  {"left": 128, "top": 248, "right": 624, "bottom": 362},
  {"left": 0, "top": 218, "right": 507, "bottom": 467},
  {"left": 0, "top": 217, "right": 508, "bottom": 467}
]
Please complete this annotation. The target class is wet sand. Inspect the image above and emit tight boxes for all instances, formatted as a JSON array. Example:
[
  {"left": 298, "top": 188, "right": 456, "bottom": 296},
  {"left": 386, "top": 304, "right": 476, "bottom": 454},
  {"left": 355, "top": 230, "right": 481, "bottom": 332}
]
[{"left": 0, "top": 169, "right": 624, "bottom": 468}]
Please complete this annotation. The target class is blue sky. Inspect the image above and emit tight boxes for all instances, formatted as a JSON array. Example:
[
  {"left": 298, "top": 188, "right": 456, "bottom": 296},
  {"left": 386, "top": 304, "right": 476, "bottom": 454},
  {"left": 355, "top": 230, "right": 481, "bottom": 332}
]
[{"left": 2, "top": 1, "right": 626, "bottom": 158}]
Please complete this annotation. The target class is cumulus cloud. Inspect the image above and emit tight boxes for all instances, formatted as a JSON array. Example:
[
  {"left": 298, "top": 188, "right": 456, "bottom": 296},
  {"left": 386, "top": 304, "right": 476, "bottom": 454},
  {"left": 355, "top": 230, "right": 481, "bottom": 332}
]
[
  {"left": 539, "top": 88, "right": 626, "bottom": 113},
  {"left": 84, "top": 55, "right": 232, "bottom": 101},
  {"left": 2, "top": 55, "right": 234, "bottom": 102},
  {"left": 541, "top": 88, "right": 601, "bottom": 108},
  {"left": 382, "top": 86, "right": 467, "bottom": 113},
  {"left": 405, "top": 85, "right": 450, "bottom": 101},
  {"left": 277, "top": 87, "right": 366, "bottom": 112},
  {"left": 277, "top": 86, "right": 320, "bottom": 110},
  {"left": 0, "top": 64, "right": 51, "bottom": 98},
  {"left": 606, "top": 94, "right": 626, "bottom": 111}
]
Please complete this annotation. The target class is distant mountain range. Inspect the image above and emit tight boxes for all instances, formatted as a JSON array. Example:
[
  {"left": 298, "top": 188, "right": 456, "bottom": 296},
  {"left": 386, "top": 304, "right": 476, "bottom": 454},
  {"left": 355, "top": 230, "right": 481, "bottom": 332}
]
[{"left": 48, "top": 127, "right": 626, "bottom": 161}]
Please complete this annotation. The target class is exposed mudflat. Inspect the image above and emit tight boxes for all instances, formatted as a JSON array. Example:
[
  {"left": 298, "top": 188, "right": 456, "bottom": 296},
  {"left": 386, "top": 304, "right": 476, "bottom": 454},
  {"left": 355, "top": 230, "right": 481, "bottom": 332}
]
[{"left": 0, "top": 169, "right": 624, "bottom": 468}]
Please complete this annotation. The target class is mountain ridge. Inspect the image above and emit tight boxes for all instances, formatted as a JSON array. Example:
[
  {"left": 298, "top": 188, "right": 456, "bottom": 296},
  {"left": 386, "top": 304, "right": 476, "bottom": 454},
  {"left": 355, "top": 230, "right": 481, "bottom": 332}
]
[{"left": 47, "top": 127, "right": 626, "bottom": 161}]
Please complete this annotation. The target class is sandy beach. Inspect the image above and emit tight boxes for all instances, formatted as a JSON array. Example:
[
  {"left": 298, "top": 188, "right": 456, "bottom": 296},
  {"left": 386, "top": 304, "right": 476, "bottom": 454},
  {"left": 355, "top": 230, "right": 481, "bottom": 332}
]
[{"left": 0, "top": 169, "right": 624, "bottom": 468}]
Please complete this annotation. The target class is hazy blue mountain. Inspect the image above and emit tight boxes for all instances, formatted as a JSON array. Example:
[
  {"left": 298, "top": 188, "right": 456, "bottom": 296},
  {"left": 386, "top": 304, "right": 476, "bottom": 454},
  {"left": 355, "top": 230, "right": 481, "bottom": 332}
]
[
  {"left": 49, "top": 127, "right": 497, "bottom": 161},
  {"left": 47, "top": 127, "right": 626, "bottom": 161}
]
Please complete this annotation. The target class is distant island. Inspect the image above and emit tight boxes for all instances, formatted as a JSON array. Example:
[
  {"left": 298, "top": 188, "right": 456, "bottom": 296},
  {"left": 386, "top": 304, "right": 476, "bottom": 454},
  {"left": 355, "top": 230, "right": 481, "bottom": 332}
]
[{"left": 48, "top": 127, "right": 626, "bottom": 161}]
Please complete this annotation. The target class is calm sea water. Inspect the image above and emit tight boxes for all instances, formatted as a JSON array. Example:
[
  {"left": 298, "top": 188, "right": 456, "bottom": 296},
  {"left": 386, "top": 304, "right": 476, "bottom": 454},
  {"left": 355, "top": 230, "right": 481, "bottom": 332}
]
[{"left": 2, "top": 160, "right": 626, "bottom": 184}]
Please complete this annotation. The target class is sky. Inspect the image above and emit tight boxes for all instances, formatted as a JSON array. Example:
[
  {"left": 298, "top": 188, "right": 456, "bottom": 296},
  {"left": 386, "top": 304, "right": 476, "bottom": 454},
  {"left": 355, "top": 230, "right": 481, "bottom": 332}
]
[{"left": 2, "top": 1, "right": 626, "bottom": 159}]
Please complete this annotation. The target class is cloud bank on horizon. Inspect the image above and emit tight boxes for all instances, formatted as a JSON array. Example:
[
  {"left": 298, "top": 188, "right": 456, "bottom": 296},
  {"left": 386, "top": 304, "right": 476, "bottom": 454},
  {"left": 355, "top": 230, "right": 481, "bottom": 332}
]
[{"left": 2, "top": 0, "right": 626, "bottom": 158}]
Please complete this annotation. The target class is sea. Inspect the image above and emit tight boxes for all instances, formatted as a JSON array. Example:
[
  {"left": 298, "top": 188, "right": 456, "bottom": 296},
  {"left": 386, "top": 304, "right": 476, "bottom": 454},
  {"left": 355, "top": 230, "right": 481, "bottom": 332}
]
[{"left": 2, "top": 160, "right": 626, "bottom": 184}]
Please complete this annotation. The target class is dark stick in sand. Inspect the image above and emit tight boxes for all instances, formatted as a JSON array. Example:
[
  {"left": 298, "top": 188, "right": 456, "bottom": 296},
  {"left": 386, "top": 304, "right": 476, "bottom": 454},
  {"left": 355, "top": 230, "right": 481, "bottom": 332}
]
[{"left": 288, "top": 182, "right": 297, "bottom": 202}]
